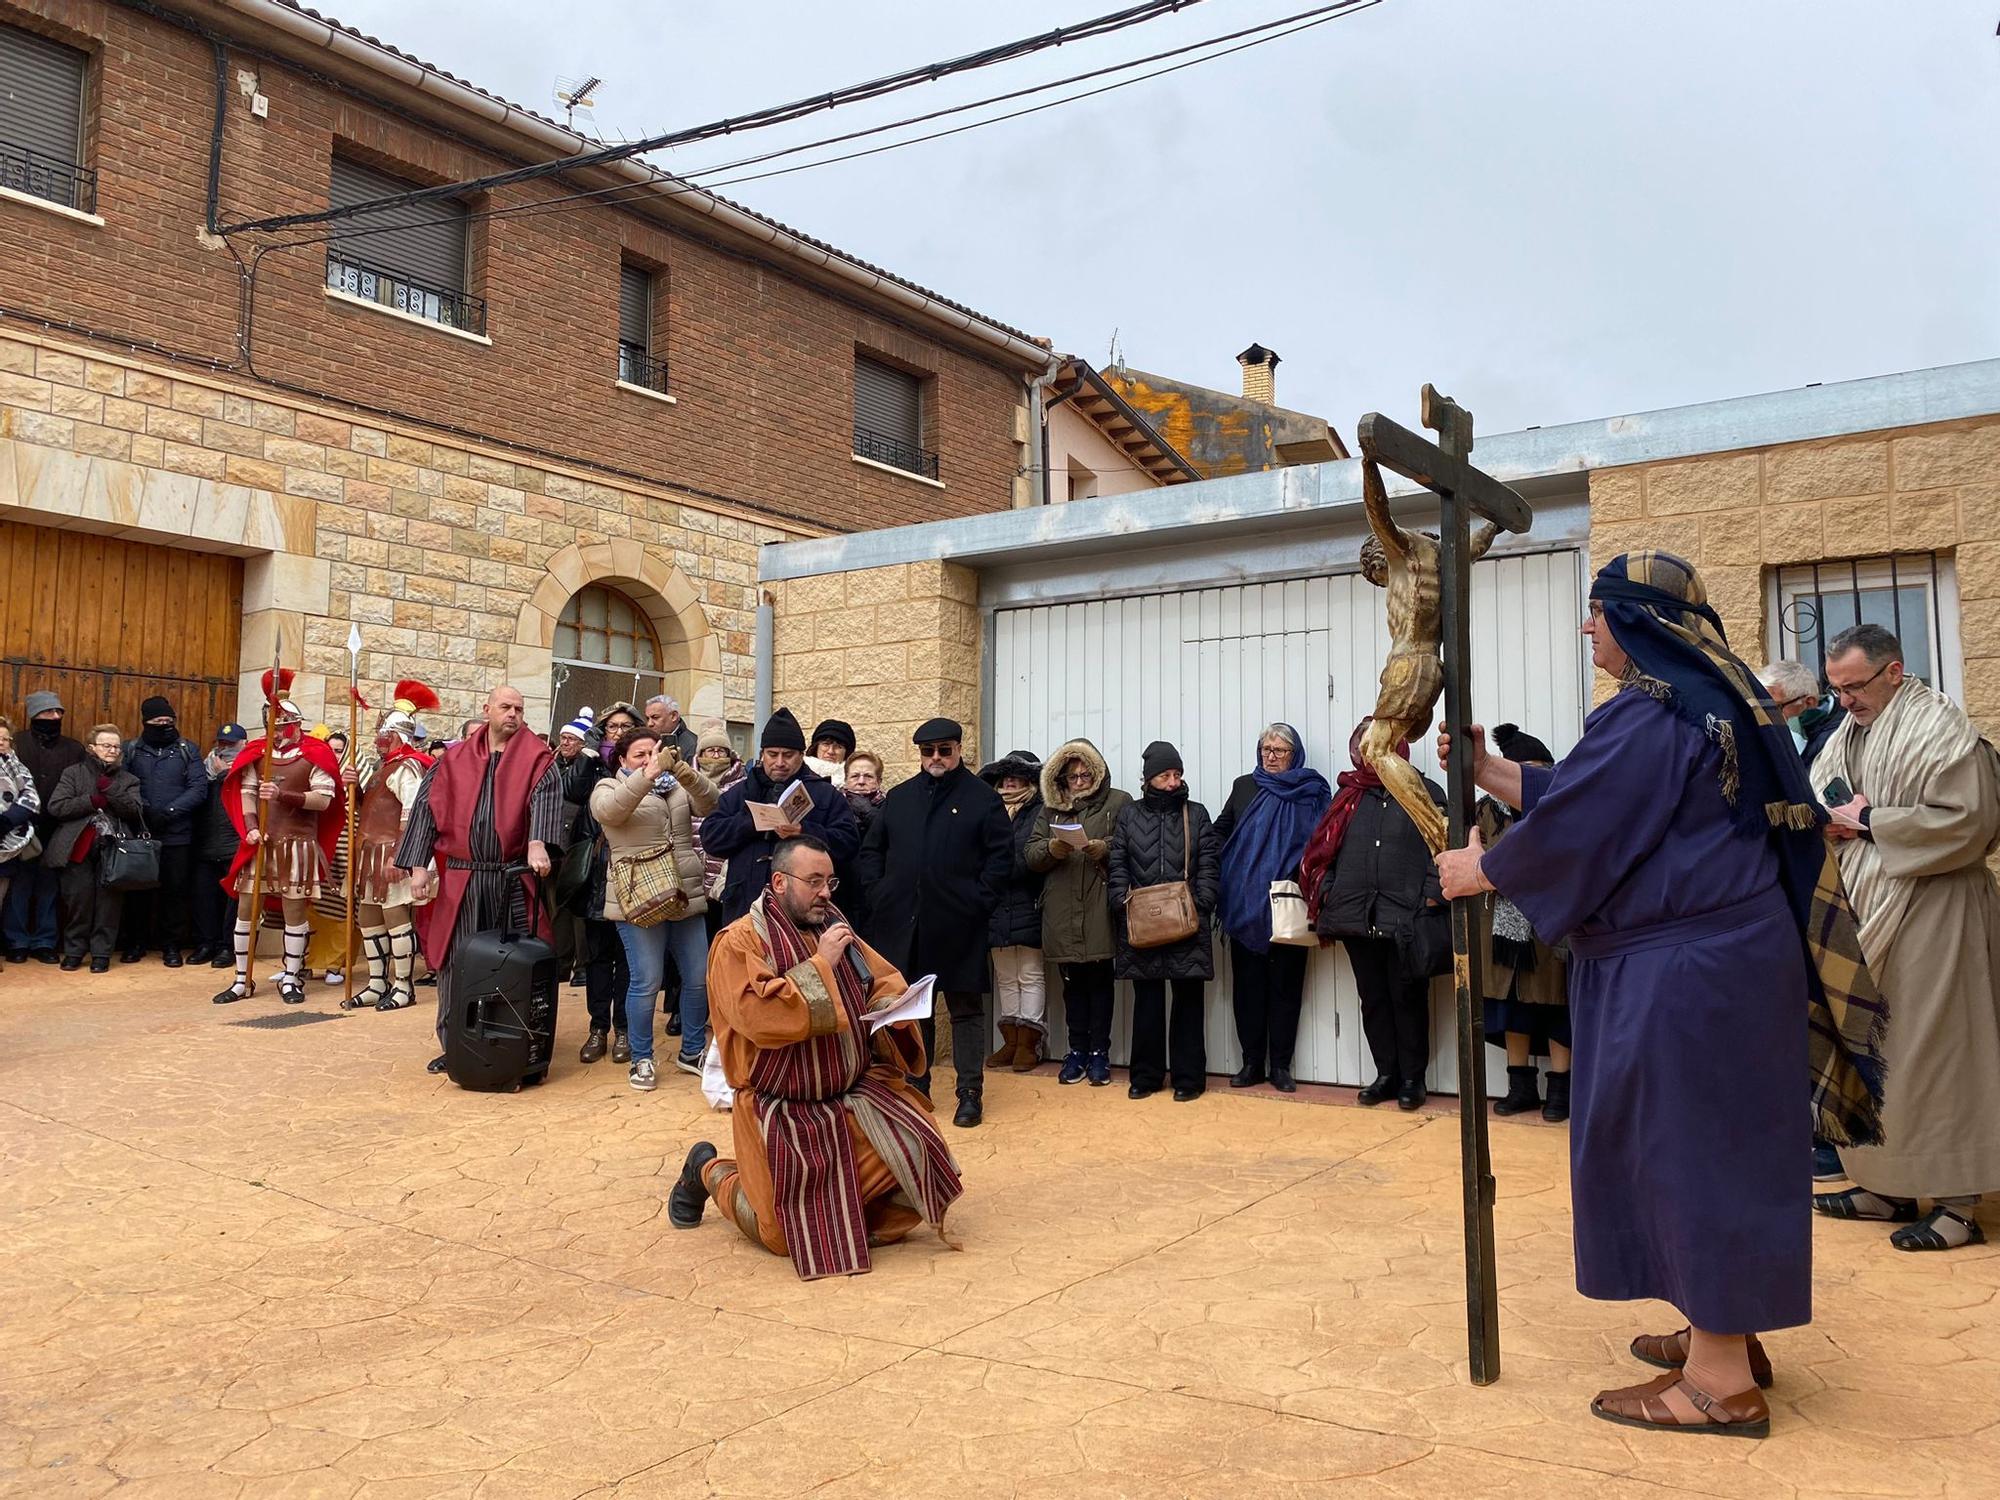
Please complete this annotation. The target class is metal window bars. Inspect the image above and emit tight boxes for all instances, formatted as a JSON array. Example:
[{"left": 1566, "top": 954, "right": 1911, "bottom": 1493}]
[
  {"left": 853, "top": 425, "right": 941, "bottom": 481},
  {"left": 617, "top": 340, "right": 670, "bottom": 394},
  {"left": 325, "top": 252, "right": 487, "bottom": 336},
  {"left": 1774, "top": 552, "right": 1948, "bottom": 695},
  {"left": 0, "top": 138, "right": 96, "bottom": 214}
]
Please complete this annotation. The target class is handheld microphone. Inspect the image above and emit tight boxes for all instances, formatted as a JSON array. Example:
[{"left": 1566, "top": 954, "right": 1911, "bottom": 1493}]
[{"left": 845, "top": 940, "right": 872, "bottom": 989}]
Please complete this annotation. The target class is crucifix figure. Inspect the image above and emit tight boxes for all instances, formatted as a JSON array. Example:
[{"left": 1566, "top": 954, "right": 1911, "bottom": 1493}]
[{"left": 1356, "top": 384, "right": 1534, "bottom": 1387}]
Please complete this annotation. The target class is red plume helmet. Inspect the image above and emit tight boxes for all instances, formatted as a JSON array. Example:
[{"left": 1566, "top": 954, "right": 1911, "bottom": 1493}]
[
  {"left": 260, "top": 668, "right": 296, "bottom": 698},
  {"left": 393, "top": 679, "right": 441, "bottom": 713}
]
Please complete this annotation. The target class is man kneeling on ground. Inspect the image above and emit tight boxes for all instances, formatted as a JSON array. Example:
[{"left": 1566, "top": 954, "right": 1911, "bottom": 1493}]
[{"left": 667, "top": 835, "right": 963, "bottom": 1279}]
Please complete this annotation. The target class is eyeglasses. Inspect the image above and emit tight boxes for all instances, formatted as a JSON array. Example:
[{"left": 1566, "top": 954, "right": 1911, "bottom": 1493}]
[
  {"left": 1827, "top": 660, "right": 1891, "bottom": 701},
  {"left": 918, "top": 742, "right": 956, "bottom": 757},
  {"left": 779, "top": 873, "right": 839, "bottom": 893}
]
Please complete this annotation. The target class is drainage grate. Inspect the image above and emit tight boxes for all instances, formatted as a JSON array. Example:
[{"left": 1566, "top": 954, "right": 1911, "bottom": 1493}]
[{"left": 227, "top": 1010, "right": 348, "bottom": 1029}]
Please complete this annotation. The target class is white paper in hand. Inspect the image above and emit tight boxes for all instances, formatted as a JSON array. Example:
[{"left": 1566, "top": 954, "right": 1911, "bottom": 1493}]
[
  {"left": 776, "top": 778, "right": 814, "bottom": 823},
  {"left": 746, "top": 800, "right": 788, "bottom": 832},
  {"left": 867, "top": 974, "right": 937, "bottom": 1033}
]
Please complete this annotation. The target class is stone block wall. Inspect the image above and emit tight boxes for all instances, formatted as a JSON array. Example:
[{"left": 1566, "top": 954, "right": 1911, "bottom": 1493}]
[
  {"left": 1586, "top": 414, "right": 2000, "bottom": 736},
  {"left": 2, "top": 329, "right": 805, "bottom": 733},
  {"left": 769, "top": 561, "right": 982, "bottom": 783}
]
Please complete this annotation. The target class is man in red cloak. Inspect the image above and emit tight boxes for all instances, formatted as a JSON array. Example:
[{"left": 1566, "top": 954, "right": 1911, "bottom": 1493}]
[
  {"left": 393, "top": 684, "right": 564, "bottom": 1073},
  {"left": 214, "top": 672, "right": 346, "bottom": 1006}
]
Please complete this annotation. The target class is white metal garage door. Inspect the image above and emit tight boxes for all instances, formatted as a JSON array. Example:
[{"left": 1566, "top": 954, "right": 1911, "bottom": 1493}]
[{"left": 988, "top": 548, "right": 1588, "bottom": 1094}]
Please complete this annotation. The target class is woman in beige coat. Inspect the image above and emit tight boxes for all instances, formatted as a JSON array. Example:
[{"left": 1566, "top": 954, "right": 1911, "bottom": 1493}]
[{"left": 590, "top": 727, "right": 718, "bottom": 1092}]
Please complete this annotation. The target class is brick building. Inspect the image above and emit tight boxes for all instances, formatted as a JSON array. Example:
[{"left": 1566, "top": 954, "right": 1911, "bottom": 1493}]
[{"left": 0, "top": 0, "right": 1047, "bottom": 736}]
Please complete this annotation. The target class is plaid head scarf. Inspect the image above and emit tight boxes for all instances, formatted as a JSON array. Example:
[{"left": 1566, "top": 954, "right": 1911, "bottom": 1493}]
[{"left": 1591, "top": 550, "right": 1888, "bottom": 1147}]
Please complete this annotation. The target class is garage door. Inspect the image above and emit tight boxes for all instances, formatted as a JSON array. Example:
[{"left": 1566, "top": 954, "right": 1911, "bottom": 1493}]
[
  {"left": 989, "top": 548, "right": 1587, "bottom": 1094},
  {"left": 0, "top": 520, "right": 244, "bottom": 735}
]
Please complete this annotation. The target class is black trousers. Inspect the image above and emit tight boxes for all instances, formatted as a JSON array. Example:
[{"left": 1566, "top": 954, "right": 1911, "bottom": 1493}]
[
  {"left": 60, "top": 854, "right": 123, "bottom": 961},
  {"left": 192, "top": 856, "right": 234, "bottom": 952},
  {"left": 122, "top": 842, "right": 193, "bottom": 954},
  {"left": 1130, "top": 977, "right": 1207, "bottom": 1093},
  {"left": 1231, "top": 939, "right": 1308, "bottom": 1071},
  {"left": 1060, "top": 960, "right": 1117, "bottom": 1055},
  {"left": 583, "top": 918, "right": 629, "bottom": 1034},
  {"left": 1346, "top": 934, "right": 1431, "bottom": 1084},
  {"left": 917, "top": 989, "right": 987, "bottom": 1097}
]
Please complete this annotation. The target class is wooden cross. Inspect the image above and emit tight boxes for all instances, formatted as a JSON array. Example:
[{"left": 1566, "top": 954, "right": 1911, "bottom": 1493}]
[{"left": 1357, "top": 385, "right": 1533, "bottom": 1387}]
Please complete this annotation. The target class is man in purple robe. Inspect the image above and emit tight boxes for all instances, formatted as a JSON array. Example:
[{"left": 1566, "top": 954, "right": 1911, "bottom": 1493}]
[{"left": 1436, "top": 550, "right": 1886, "bottom": 1439}]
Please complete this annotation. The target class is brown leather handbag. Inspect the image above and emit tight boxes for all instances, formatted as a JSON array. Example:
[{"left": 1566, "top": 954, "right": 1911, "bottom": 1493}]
[{"left": 1125, "top": 806, "right": 1199, "bottom": 949}]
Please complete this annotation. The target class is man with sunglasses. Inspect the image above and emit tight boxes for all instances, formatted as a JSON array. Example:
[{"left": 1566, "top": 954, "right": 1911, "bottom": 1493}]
[
  {"left": 699, "top": 707, "right": 859, "bottom": 927},
  {"left": 856, "top": 718, "right": 1013, "bottom": 1128},
  {"left": 1811, "top": 624, "right": 2000, "bottom": 1252}
]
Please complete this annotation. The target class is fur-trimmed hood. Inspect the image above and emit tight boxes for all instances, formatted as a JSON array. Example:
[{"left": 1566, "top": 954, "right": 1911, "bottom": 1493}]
[{"left": 1041, "top": 738, "right": 1109, "bottom": 812}]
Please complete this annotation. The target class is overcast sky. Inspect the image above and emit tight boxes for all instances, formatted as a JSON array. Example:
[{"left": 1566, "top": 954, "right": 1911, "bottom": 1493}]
[{"left": 324, "top": 0, "right": 1998, "bottom": 437}]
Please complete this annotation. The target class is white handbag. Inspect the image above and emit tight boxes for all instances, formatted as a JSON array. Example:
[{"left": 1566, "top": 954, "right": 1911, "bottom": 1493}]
[{"left": 1269, "top": 879, "right": 1316, "bottom": 946}]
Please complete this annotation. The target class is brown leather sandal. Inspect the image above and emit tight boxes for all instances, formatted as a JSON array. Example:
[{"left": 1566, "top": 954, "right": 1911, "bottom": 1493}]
[
  {"left": 1630, "top": 1327, "right": 1774, "bottom": 1389},
  {"left": 1591, "top": 1372, "right": 1770, "bottom": 1438}
]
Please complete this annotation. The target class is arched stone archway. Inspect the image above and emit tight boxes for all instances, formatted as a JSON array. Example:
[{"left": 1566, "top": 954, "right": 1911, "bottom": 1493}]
[{"left": 509, "top": 542, "right": 722, "bottom": 731}]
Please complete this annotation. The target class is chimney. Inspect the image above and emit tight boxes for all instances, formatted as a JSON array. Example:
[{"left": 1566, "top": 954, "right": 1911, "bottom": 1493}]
[{"left": 1237, "top": 343, "right": 1280, "bottom": 405}]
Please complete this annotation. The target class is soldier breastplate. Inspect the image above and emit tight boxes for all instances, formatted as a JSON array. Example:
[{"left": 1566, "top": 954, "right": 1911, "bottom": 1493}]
[
  {"left": 263, "top": 754, "right": 319, "bottom": 844},
  {"left": 359, "top": 773, "right": 405, "bottom": 846}
]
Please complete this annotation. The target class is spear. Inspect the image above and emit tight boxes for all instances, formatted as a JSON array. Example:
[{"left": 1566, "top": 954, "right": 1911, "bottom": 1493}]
[
  {"left": 245, "top": 645, "right": 282, "bottom": 994},
  {"left": 343, "top": 624, "right": 362, "bottom": 1012}
]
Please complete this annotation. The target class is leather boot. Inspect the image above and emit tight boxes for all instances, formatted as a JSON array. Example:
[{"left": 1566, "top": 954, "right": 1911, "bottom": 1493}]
[
  {"left": 580, "top": 1029, "right": 607, "bottom": 1064},
  {"left": 986, "top": 1021, "right": 1019, "bottom": 1069},
  {"left": 952, "top": 1090, "right": 983, "bottom": 1128},
  {"left": 1011, "top": 1026, "right": 1042, "bottom": 1072},
  {"left": 1493, "top": 1064, "right": 1541, "bottom": 1117},
  {"left": 668, "top": 1142, "right": 718, "bottom": 1228},
  {"left": 1542, "top": 1070, "right": 1571, "bottom": 1123}
]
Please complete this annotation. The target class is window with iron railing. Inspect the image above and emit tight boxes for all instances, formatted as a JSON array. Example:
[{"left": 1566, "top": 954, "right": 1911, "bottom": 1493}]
[
  {"left": 617, "top": 339, "right": 669, "bottom": 394},
  {"left": 853, "top": 425, "right": 941, "bottom": 480},
  {"left": 615, "top": 262, "right": 669, "bottom": 392},
  {"left": 1769, "top": 553, "right": 1961, "bottom": 698},
  {"left": 325, "top": 254, "right": 487, "bottom": 336},
  {"left": 853, "top": 354, "right": 938, "bottom": 480},
  {"left": 0, "top": 25, "right": 92, "bottom": 214}
]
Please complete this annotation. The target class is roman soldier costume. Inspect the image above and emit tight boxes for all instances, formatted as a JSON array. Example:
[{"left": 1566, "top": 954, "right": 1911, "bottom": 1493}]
[{"left": 343, "top": 680, "right": 438, "bottom": 1012}]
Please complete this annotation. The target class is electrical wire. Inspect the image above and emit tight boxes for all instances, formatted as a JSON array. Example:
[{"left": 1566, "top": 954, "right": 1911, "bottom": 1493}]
[
  {"left": 250, "top": 0, "right": 1380, "bottom": 258},
  {"left": 219, "top": 0, "right": 1209, "bottom": 236}
]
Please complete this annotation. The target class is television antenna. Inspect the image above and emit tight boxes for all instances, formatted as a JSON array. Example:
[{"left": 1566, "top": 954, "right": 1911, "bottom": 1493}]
[{"left": 555, "top": 75, "right": 603, "bottom": 130}]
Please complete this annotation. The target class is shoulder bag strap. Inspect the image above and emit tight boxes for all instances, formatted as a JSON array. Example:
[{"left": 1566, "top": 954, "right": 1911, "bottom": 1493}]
[{"left": 1180, "top": 805, "right": 1190, "bottom": 879}]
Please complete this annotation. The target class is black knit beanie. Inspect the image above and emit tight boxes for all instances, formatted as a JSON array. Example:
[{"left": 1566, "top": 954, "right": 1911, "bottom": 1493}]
[{"left": 1141, "top": 740, "right": 1183, "bottom": 782}]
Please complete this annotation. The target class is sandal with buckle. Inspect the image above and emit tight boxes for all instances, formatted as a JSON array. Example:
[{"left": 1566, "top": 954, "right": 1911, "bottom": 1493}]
[
  {"left": 1629, "top": 1328, "right": 1774, "bottom": 1389},
  {"left": 1812, "top": 1187, "right": 1920, "bottom": 1222},
  {"left": 375, "top": 986, "right": 417, "bottom": 1011},
  {"left": 1590, "top": 1372, "right": 1770, "bottom": 1438},
  {"left": 1891, "top": 1205, "right": 1986, "bottom": 1252}
]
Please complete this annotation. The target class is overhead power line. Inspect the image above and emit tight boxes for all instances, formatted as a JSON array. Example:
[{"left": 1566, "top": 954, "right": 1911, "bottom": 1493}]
[
  {"left": 257, "top": 0, "right": 1382, "bottom": 257},
  {"left": 219, "top": 0, "right": 1209, "bottom": 236}
]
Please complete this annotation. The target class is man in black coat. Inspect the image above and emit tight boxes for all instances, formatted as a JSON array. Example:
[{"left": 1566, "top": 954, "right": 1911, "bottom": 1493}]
[
  {"left": 700, "top": 707, "right": 859, "bottom": 927},
  {"left": 121, "top": 694, "right": 209, "bottom": 967},
  {"left": 857, "top": 717, "right": 1012, "bottom": 1129},
  {"left": 5, "top": 690, "right": 86, "bottom": 964}
]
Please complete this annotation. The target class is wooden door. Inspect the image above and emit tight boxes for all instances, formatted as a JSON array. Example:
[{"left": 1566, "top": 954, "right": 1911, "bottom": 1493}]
[{"left": 0, "top": 519, "right": 244, "bottom": 737}]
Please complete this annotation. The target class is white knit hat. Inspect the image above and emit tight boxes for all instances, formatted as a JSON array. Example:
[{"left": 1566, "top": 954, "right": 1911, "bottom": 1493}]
[{"left": 559, "top": 706, "right": 596, "bottom": 742}]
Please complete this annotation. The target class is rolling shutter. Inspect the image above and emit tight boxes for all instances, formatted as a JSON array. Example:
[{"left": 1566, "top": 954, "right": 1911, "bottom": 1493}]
[
  {"left": 327, "top": 155, "right": 467, "bottom": 293},
  {"left": 618, "top": 264, "right": 651, "bottom": 352},
  {"left": 854, "top": 355, "right": 921, "bottom": 450},
  {"left": 0, "top": 24, "right": 87, "bottom": 174}
]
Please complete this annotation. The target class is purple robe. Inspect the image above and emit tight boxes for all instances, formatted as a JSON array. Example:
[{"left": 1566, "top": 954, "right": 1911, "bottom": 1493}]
[{"left": 1480, "top": 689, "right": 1811, "bottom": 1334}]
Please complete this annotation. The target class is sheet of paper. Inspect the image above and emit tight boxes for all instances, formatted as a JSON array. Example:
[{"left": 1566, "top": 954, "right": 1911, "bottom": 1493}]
[
  {"left": 1826, "top": 804, "right": 1866, "bottom": 830},
  {"left": 776, "top": 778, "right": 814, "bottom": 823},
  {"left": 1051, "top": 822, "right": 1087, "bottom": 848},
  {"left": 867, "top": 974, "right": 937, "bottom": 1033},
  {"left": 746, "top": 800, "right": 789, "bottom": 832}
]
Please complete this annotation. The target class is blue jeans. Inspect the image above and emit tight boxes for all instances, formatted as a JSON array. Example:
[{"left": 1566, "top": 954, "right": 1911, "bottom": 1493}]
[
  {"left": 4, "top": 862, "right": 59, "bottom": 951},
  {"left": 615, "top": 914, "right": 709, "bottom": 1064}
]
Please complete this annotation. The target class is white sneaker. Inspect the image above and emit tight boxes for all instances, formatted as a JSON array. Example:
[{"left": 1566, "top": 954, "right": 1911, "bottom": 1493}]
[{"left": 629, "top": 1058, "right": 657, "bottom": 1092}]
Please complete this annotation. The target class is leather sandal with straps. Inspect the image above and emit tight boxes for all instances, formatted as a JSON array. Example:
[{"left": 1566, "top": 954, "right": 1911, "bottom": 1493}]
[
  {"left": 1891, "top": 1205, "right": 1987, "bottom": 1252},
  {"left": 1629, "top": 1328, "right": 1774, "bottom": 1389},
  {"left": 1812, "top": 1187, "right": 1920, "bottom": 1222},
  {"left": 1591, "top": 1372, "right": 1770, "bottom": 1438}
]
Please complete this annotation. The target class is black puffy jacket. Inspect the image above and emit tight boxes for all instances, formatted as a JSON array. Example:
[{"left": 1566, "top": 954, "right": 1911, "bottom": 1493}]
[
  {"left": 124, "top": 735, "right": 208, "bottom": 846},
  {"left": 1108, "top": 787, "right": 1220, "bottom": 982},
  {"left": 986, "top": 792, "right": 1045, "bottom": 949},
  {"left": 1313, "top": 780, "right": 1443, "bottom": 941}
]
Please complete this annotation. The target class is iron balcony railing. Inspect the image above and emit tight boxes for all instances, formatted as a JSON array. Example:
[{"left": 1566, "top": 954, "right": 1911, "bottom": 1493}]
[
  {"left": 617, "top": 339, "right": 670, "bottom": 394},
  {"left": 325, "top": 252, "right": 487, "bottom": 336},
  {"left": 0, "top": 139, "right": 97, "bottom": 215},
  {"left": 853, "top": 425, "right": 940, "bottom": 481}
]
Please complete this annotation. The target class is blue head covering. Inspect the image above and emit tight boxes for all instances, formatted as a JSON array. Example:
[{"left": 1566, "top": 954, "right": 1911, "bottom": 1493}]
[{"left": 1216, "top": 723, "right": 1332, "bottom": 952}]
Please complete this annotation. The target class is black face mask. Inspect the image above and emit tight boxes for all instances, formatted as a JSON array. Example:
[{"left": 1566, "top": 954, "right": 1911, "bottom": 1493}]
[
  {"left": 30, "top": 719, "right": 61, "bottom": 745},
  {"left": 142, "top": 723, "right": 178, "bottom": 749}
]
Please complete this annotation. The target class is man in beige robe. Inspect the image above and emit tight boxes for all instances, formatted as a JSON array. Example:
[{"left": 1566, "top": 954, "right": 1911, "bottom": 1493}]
[{"left": 1812, "top": 624, "right": 2000, "bottom": 1251}]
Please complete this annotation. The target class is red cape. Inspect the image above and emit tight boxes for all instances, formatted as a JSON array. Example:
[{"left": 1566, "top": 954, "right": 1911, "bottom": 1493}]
[
  {"left": 419, "top": 723, "right": 554, "bottom": 968},
  {"left": 220, "top": 735, "right": 347, "bottom": 895}
]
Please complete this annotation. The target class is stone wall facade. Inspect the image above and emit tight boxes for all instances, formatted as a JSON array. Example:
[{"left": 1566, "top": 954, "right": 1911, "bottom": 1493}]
[
  {"left": 1586, "top": 413, "right": 2000, "bottom": 736},
  {"left": 2, "top": 327, "right": 803, "bottom": 731},
  {"left": 768, "top": 562, "right": 982, "bottom": 783}
]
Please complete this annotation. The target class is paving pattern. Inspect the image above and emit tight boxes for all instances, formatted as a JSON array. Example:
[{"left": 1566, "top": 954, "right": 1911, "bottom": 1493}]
[{"left": 2, "top": 963, "right": 1996, "bottom": 1498}]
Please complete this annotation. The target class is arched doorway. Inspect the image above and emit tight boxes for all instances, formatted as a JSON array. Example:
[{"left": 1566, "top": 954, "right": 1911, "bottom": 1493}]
[{"left": 549, "top": 583, "right": 668, "bottom": 733}]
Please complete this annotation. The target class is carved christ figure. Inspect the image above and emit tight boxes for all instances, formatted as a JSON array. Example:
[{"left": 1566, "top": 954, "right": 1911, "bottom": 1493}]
[{"left": 1358, "top": 457, "right": 1498, "bottom": 854}]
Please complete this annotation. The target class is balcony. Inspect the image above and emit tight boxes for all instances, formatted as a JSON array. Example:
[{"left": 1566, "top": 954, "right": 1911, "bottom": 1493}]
[
  {"left": 325, "top": 253, "right": 486, "bottom": 336},
  {"left": 0, "top": 138, "right": 96, "bottom": 215},
  {"left": 853, "top": 425, "right": 940, "bottom": 482},
  {"left": 617, "top": 340, "right": 670, "bottom": 394}
]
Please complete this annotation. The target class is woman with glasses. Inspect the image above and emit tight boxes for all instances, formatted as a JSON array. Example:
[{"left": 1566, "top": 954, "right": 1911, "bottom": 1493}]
[{"left": 1026, "top": 739, "right": 1131, "bottom": 1087}]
